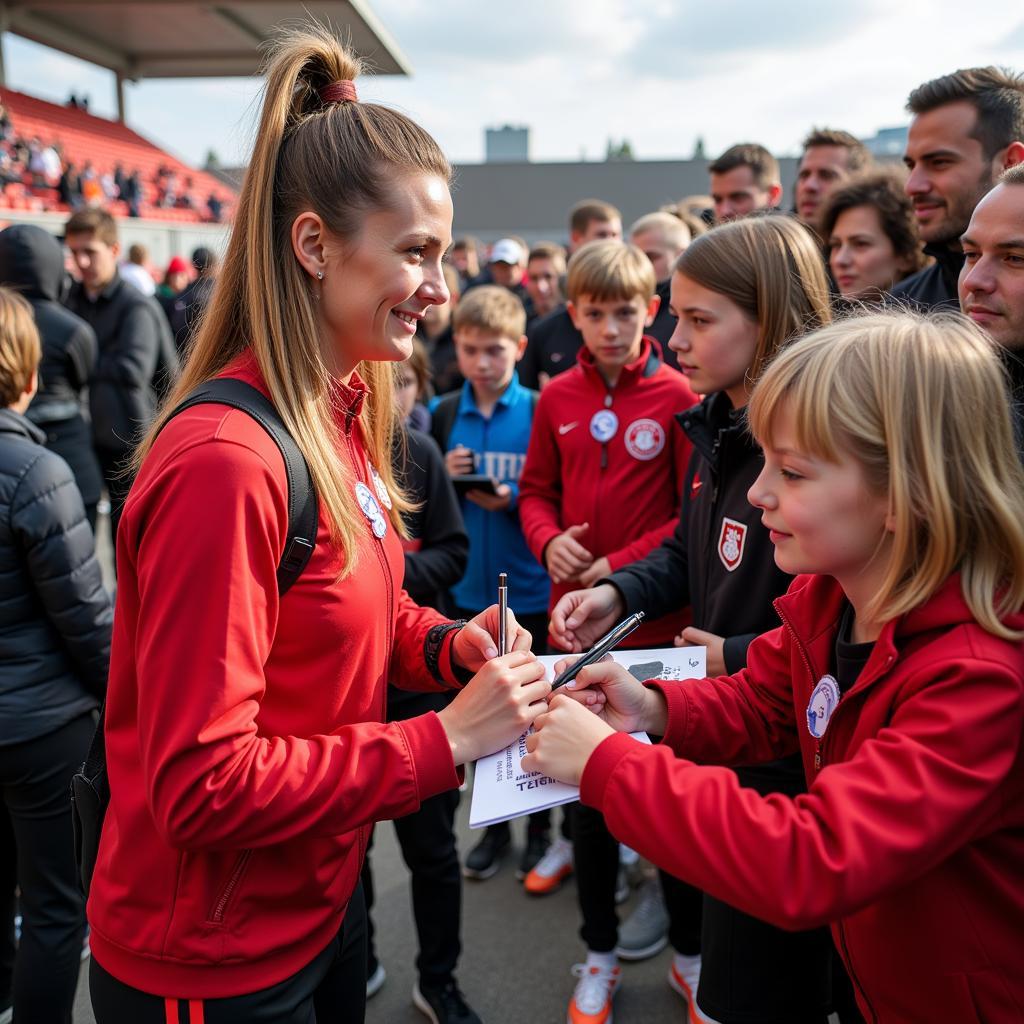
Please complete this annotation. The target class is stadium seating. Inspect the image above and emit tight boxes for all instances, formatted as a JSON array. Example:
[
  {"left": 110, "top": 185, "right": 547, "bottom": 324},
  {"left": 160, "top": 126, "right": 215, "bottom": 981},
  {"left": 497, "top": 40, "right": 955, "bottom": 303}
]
[{"left": 0, "top": 87, "right": 234, "bottom": 222}]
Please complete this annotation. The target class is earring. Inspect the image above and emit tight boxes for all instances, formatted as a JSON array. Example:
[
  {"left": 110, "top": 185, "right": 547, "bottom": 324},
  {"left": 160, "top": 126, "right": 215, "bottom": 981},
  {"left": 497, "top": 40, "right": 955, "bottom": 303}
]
[{"left": 316, "top": 270, "right": 324, "bottom": 281}]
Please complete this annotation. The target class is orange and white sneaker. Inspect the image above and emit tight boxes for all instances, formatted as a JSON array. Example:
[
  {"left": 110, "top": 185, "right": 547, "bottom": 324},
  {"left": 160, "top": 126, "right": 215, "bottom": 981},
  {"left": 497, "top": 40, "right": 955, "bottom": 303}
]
[
  {"left": 567, "top": 961, "right": 621, "bottom": 1024},
  {"left": 667, "top": 953, "right": 721, "bottom": 1024},
  {"left": 524, "top": 836, "right": 574, "bottom": 895}
]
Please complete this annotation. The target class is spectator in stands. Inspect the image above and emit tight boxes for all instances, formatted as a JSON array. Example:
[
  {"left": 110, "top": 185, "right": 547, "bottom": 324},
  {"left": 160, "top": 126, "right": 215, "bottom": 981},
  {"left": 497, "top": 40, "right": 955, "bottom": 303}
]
[
  {"left": 708, "top": 143, "right": 782, "bottom": 223},
  {"left": 0, "top": 285, "right": 112, "bottom": 1024},
  {"left": 177, "top": 176, "right": 196, "bottom": 210},
  {"left": 63, "top": 208, "right": 178, "bottom": 546},
  {"left": 519, "top": 200, "right": 623, "bottom": 388},
  {"left": 27, "top": 137, "right": 47, "bottom": 188},
  {"left": 895, "top": 67, "right": 1024, "bottom": 309},
  {"left": 450, "top": 237, "right": 481, "bottom": 290},
  {"left": 167, "top": 245, "right": 219, "bottom": 353},
  {"left": 0, "top": 102, "right": 12, "bottom": 141},
  {"left": 821, "top": 169, "right": 925, "bottom": 303},
  {"left": 794, "top": 128, "right": 872, "bottom": 239},
  {"left": 113, "top": 163, "right": 128, "bottom": 200},
  {"left": 524, "top": 242, "right": 566, "bottom": 327},
  {"left": 629, "top": 211, "right": 692, "bottom": 370},
  {"left": 100, "top": 169, "right": 117, "bottom": 203},
  {"left": 0, "top": 147, "right": 21, "bottom": 187},
  {"left": 80, "top": 161, "right": 103, "bottom": 207},
  {"left": 206, "top": 192, "right": 223, "bottom": 222},
  {"left": 0, "top": 224, "right": 104, "bottom": 530},
  {"left": 58, "top": 160, "right": 82, "bottom": 209},
  {"left": 959, "top": 164, "right": 1024, "bottom": 452},
  {"left": 123, "top": 169, "right": 142, "bottom": 218},
  {"left": 119, "top": 243, "right": 156, "bottom": 297}
]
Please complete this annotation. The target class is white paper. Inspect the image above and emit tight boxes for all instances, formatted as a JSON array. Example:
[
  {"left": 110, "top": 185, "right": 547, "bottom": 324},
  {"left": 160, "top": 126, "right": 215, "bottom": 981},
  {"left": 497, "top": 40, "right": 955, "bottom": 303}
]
[{"left": 468, "top": 646, "right": 706, "bottom": 828}]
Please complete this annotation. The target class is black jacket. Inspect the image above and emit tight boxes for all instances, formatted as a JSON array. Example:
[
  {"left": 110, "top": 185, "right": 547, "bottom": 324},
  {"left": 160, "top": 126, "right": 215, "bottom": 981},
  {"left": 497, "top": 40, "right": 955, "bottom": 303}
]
[
  {"left": 605, "top": 391, "right": 801, "bottom": 791},
  {"left": 0, "top": 409, "right": 112, "bottom": 745},
  {"left": 0, "top": 224, "right": 104, "bottom": 506},
  {"left": 388, "top": 426, "right": 468, "bottom": 719},
  {"left": 889, "top": 244, "right": 964, "bottom": 310},
  {"left": 606, "top": 391, "right": 792, "bottom": 673},
  {"left": 646, "top": 278, "right": 681, "bottom": 372},
  {"left": 167, "top": 274, "right": 215, "bottom": 354},
  {"left": 519, "top": 305, "right": 581, "bottom": 390},
  {"left": 65, "top": 273, "right": 179, "bottom": 456}
]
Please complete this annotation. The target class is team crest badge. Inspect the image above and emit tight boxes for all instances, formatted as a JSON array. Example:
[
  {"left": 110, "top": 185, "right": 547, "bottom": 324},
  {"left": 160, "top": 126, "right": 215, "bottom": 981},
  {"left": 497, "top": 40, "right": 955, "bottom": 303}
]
[
  {"left": 806, "top": 675, "right": 840, "bottom": 739},
  {"left": 717, "top": 517, "right": 746, "bottom": 572},
  {"left": 624, "top": 418, "right": 665, "bottom": 461}
]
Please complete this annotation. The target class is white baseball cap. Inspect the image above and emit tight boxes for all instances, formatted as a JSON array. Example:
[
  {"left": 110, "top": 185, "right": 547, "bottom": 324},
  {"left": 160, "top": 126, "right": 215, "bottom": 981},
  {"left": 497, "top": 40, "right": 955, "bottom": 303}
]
[{"left": 489, "top": 238, "right": 524, "bottom": 265}]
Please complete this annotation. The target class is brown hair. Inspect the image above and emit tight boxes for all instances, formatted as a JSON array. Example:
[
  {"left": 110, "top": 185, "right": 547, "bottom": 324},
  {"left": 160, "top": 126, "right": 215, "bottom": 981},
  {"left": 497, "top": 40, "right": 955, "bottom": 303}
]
[
  {"left": 398, "top": 338, "right": 433, "bottom": 401},
  {"left": 527, "top": 242, "right": 567, "bottom": 274},
  {"left": 128, "top": 243, "right": 148, "bottom": 265},
  {"left": 0, "top": 287, "right": 41, "bottom": 406},
  {"left": 135, "top": 24, "right": 451, "bottom": 575},
  {"left": 453, "top": 285, "right": 527, "bottom": 340},
  {"left": 907, "top": 67, "right": 1024, "bottom": 159},
  {"left": 708, "top": 143, "right": 780, "bottom": 188},
  {"left": 64, "top": 208, "right": 118, "bottom": 246},
  {"left": 801, "top": 127, "right": 872, "bottom": 173},
  {"left": 820, "top": 169, "right": 927, "bottom": 275},
  {"left": 569, "top": 199, "right": 621, "bottom": 237},
  {"left": 749, "top": 311, "right": 1024, "bottom": 639},
  {"left": 675, "top": 217, "right": 831, "bottom": 385},
  {"left": 567, "top": 240, "right": 656, "bottom": 305}
]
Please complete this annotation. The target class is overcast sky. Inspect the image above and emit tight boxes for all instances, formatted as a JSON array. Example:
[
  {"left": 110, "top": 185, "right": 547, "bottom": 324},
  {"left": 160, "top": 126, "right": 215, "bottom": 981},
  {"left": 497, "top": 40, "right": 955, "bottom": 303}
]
[{"left": 5, "top": 1, "right": 1024, "bottom": 168}]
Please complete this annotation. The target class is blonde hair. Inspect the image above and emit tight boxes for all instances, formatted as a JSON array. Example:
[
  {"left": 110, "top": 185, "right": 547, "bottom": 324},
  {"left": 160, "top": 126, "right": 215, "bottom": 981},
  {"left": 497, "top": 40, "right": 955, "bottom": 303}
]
[
  {"left": 452, "top": 285, "right": 526, "bottom": 340},
  {"left": 0, "top": 287, "right": 41, "bottom": 406},
  {"left": 134, "top": 24, "right": 451, "bottom": 575},
  {"left": 629, "top": 211, "right": 692, "bottom": 251},
  {"left": 566, "top": 240, "right": 656, "bottom": 304},
  {"left": 675, "top": 217, "right": 832, "bottom": 385},
  {"left": 749, "top": 311, "right": 1024, "bottom": 640}
]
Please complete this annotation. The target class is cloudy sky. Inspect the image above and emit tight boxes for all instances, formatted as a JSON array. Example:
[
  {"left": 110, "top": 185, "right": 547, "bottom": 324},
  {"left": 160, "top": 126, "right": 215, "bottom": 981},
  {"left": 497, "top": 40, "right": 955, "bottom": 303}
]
[{"left": 5, "top": 1, "right": 1024, "bottom": 168}]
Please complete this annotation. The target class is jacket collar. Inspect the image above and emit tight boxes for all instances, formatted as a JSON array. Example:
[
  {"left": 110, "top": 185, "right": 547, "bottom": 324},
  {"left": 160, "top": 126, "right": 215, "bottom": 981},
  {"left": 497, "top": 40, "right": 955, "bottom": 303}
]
[
  {"left": 457, "top": 372, "right": 525, "bottom": 417},
  {"left": 577, "top": 335, "right": 661, "bottom": 389},
  {"left": 0, "top": 407, "right": 46, "bottom": 444},
  {"left": 676, "top": 391, "right": 751, "bottom": 463}
]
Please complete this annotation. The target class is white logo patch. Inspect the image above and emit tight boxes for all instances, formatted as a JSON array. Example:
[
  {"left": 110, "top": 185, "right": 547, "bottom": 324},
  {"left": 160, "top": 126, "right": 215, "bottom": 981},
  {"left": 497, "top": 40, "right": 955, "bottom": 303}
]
[
  {"left": 717, "top": 517, "right": 746, "bottom": 572},
  {"left": 558, "top": 421, "right": 579, "bottom": 436},
  {"left": 624, "top": 418, "right": 665, "bottom": 461},
  {"left": 590, "top": 410, "right": 619, "bottom": 443}
]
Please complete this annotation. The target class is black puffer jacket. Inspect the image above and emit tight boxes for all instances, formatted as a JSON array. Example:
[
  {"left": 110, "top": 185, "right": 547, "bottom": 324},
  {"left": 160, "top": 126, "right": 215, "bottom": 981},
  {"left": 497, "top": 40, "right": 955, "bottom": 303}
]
[
  {"left": 0, "top": 408, "right": 112, "bottom": 745},
  {"left": 0, "top": 224, "right": 104, "bottom": 507}
]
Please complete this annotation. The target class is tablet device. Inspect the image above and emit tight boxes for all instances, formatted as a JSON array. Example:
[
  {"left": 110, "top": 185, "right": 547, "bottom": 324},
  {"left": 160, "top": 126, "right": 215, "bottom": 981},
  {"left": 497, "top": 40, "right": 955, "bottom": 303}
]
[{"left": 451, "top": 474, "right": 500, "bottom": 495}]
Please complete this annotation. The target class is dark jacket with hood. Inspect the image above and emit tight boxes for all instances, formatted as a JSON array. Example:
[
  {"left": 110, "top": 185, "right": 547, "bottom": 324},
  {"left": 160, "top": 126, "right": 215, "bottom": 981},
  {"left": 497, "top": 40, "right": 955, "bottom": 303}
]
[
  {"left": 889, "top": 244, "right": 963, "bottom": 310},
  {"left": 0, "top": 224, "right": 103, "bottom": 507},
  {"left": 0, "top": 408, "right": 112, "bottom": 745}
]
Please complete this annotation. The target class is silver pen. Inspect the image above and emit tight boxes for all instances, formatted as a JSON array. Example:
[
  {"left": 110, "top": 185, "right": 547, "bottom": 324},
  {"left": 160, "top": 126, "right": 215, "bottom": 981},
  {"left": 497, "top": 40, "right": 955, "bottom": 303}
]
[{"left": 497, "top": 572, "right": 508, "bottom": 656}]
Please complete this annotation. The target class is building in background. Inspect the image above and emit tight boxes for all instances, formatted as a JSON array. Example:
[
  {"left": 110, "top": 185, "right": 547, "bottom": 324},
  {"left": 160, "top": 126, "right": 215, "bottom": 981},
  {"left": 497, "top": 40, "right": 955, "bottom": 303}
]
[{"left": 485, "top": 125, "right": 530, "bottom": 163}]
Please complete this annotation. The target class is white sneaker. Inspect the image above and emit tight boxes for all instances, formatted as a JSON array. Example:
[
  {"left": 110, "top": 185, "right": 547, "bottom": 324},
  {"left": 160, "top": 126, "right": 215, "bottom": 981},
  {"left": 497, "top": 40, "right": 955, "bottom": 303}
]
[
  {"left": 366, "top": 962, "right": 387, "bottom": 999},
  {"left": 668, "top": 953, "right": 720, "bottom": 1024},
  {"left": 524, "top": 836, "right": 574, "bottom": 895},
  {"left": 567, "top": 961, "right": 621, "bottom": 1024}
]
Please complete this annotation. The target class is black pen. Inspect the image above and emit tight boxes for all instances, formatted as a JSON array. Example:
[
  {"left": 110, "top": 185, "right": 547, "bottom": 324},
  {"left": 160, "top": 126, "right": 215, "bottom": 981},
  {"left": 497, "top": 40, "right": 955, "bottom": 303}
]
[
  {"left": 497, "top": 572, "right": 508, "bottom": 656},
  {"left": 550, "top": 611, "right": 645, "bottom": 691}
]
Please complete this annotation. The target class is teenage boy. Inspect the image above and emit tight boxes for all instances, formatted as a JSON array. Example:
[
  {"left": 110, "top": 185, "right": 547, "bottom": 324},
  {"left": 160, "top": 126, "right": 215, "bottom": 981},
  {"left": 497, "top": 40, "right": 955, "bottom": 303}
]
[
  {"left": 524, "top": 242, "right": 567, "bottom": 327},
  {"left": 431, "top": 285, "right": 551, "bottom": 882},
  {"left": 63, "top": 208, "right": 178, "bottom": 545},
  {"left": 629, "top": 211, "right": 692, "bottom": 370},
  {"left": 794, "top": 128, "right": 871, "bottom": 239},
  {"left": 708, "top": 143, "right": 782, "bottom": 223},
  {"left": 959, "top": 164, "right": 1024, "bottom": 456},
  {"left": 520, "top": 200, "right": 623, "bottom": 389},
  {"left": 896, "top": 66, "right": 1024, "bottom": 309},
  {"left": 518, "top": 241, "right": 697, "bottom": 1024}
]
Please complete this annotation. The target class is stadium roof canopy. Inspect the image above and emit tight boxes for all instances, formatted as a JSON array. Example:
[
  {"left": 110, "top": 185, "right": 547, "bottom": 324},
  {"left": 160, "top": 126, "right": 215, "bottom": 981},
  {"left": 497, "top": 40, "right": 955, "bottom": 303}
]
[{"left": 0, "top": 0, "right": 411, "bottom": 106}]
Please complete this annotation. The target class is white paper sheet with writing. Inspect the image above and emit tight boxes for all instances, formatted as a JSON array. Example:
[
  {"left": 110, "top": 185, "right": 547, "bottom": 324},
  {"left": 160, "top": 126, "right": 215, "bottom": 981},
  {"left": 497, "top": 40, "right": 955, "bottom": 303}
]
[{"left": 468, "top": 646, "right": 706, "bottom": 828}]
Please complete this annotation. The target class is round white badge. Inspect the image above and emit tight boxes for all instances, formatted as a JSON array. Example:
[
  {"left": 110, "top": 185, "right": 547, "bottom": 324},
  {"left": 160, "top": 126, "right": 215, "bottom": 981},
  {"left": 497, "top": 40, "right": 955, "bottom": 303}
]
[
  {"left": 806, "top": 675, "right": 840, "bottom": 739},
  {"left": 355, "top": 481, "right": 388, "bottom": 538},
  {"left": 590, "top": 409, "right": 619, "bottom": 443},
  {"left": 624, "top": 418, "right": 666, "bottom": 461},
  {"left": 369, "top": 463, "right": 392, "bottom": 510}
]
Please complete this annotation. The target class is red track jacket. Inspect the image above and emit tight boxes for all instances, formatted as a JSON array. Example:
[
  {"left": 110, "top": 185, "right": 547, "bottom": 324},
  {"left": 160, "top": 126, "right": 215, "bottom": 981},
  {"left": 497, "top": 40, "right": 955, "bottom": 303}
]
[
  {"left": 87, "top": 355, "right": 462, "bottom": 998},
  {"left": 581, "top": 573, "right": 1024, "bottom": 1022},
  {"left": 518, "top": 338, "right": 697, "bottom": 646}
]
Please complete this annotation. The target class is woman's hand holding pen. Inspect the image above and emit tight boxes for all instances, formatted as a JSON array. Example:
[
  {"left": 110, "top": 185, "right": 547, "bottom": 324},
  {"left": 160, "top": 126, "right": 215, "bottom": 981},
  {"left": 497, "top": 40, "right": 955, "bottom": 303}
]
[
  {"left": 452, "top": 604, "right": 532, "bottom": 672},
  {"left": 438, "top": 652, "right": 550, "bottom": 767},
  {"left": 521, "top": 694, "right": 614, "bottom": 786},
  {"left": 552, "top": 658, "right": 666, "bottom": 735}
]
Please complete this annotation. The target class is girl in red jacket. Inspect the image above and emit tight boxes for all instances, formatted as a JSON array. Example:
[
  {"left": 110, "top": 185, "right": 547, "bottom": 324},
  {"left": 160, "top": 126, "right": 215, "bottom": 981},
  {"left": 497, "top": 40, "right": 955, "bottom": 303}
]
[
  {"left": 525, "top": 311, "right": 1024, "bottom": 1023},
  {"left": 85, "top": 27, "right": 550, "bottom": 1024}
]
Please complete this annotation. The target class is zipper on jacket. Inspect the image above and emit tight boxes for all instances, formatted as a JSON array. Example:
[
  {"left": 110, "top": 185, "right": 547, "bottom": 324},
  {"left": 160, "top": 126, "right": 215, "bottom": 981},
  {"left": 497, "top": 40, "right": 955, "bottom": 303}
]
[{"left": 208, "top": 848, "right": 252, "bottom": 924}]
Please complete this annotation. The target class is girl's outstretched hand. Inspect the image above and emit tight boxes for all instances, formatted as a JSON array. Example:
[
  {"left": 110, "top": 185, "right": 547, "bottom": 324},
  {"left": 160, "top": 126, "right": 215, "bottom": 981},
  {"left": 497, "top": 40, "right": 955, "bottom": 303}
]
[
  {"left": 522, "top": 694, "right": 615, "bottom": 786},
  {"left": 554, "top": 659, "right": 666, "bottom": 736}
]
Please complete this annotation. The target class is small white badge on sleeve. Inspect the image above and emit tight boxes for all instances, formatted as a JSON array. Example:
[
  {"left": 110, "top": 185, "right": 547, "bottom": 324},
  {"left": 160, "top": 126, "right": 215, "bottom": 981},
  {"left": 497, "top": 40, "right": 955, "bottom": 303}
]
[
  {"left": 355, "top": 482, "right": 388, "bottom": 539},
  {"left": 806, "top": 675, "right": 840, "bottom": 739}
]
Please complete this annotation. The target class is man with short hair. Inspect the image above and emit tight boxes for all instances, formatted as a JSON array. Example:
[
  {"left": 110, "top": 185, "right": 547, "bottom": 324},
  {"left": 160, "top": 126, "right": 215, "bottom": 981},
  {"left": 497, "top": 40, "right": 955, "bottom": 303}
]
[
  {"left": 708, "top": 143, "right": 782, "bottom": 223},
  {"left": 895, "top": 66, "right": 1024, "bottom": 309},
  {"left": 119, "top": 242, "right": 156, "bottom": 296},
  {"left": 64, "top": 209, "right": 178, "bottom": 544},
  {"left": 524, "top": 242, "right": 566, "bottom": 327},
  {"left": 520, "top": 201, "right": 623, "bottom": 388},
  {"left": 629, "top": 211, "right": 692, "bottom": 370},
  {"left": 959, "top": 164, "right": 1024, "bottom": 453},
  {"left": 484, "top": 238, "right": 528, "bottom": 299},
  {"left": 794, "top": 128, "right": 871, "bottom": 237}
]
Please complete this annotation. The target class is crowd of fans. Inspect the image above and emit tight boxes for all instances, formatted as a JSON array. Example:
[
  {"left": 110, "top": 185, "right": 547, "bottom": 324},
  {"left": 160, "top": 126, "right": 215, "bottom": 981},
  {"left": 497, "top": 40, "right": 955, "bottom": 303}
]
[{"left": 0, "top": 55, "right": 1023, "bottom": 1024}]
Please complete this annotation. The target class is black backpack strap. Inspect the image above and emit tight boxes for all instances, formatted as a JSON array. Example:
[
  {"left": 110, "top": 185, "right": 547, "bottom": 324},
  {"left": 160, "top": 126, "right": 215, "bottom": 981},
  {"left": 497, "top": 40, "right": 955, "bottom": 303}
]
[{"left": 158, "top": 377, "right": 318, "bottom": 594}]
